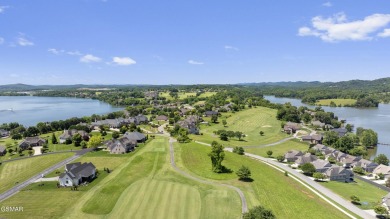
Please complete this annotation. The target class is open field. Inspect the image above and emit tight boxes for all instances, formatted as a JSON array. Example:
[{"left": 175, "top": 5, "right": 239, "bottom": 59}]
[
  {"left": 198, "top": 92, "right": 217, "bottom": 98},
  {"left": 245, "top": 139, "right": 310, "bottom": 157},
  {"left": 316, "top": 99, "right": 357, "bottom": 106},
  {"left": 192, "top": 107, "right": 288, "bottom": 147},
  {"left": 159, "top": 91, "right": 216, "bottom": 100},
  {"left": 1, "top": 137, "right": 241, "bottom": 219},
  {"left": 0, "top": 153, "right": 73, "bottom": 193},
  {"left": 321, "top": 178, "right": 387, "bottom": 210},
  {"left": 175, "top": 141, "right": 349, "bottom": 219}
]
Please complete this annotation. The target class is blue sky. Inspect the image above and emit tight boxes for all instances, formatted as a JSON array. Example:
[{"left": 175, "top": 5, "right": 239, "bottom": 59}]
[{"left": 1, "top": 0, "right": 390, "bottom": 85}]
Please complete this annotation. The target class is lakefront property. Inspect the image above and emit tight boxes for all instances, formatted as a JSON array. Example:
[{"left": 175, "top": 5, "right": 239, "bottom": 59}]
[{"left": 2, "top": 1, "right": 390, "bottom": 218}]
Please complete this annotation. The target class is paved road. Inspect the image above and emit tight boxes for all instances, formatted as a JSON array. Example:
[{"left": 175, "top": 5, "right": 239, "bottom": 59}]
[
  {"left": 242, "top": 152, "right": 374, "bottom": 219},
  {"left": 169, "top": 138, "right": 248, "bottom": 214},
  {"left": 0, "top": 148, "right": 92, "bottom": 202}
]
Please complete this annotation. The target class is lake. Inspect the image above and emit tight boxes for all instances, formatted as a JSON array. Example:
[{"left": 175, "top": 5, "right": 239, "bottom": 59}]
[
  {"left": 264, "top": 95, "right": 390, "bottom": 159},
  {"left": 0, "top": 96, "right": 123, "bottom": 127}
]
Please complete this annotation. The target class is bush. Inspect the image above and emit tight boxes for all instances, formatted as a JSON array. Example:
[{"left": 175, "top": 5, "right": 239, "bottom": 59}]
[
  {"left": 236, "top": 165, "right": 251, "bottom": 181},
  {"left": 350, "top": 195, "right": 360, "bottom": 205},
  {"left": 352, "top": 166, "right": 365, "bottom": 175},
  {"left": 276, "top": 155, "right": 285, "bottom": 162},
  {"left": 243, "top": 205, "right": 275, "bottom": 219},
  {"left": 266, "top": 150, "right": 273, "bottom": 157},
  {"left": 233, "top": 147, "right": 245, "bottom": 155},
  {"left": 301, "top": 163, "right": 316, "bottom": 176}
]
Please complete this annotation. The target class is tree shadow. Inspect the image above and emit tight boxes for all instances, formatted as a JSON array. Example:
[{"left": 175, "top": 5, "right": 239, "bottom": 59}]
[
  {"left": 221, "top": 166, "right": 233, "bottom": 173},
  {"left": 239, "top": 178, "right": 254, "bottom": 182}
]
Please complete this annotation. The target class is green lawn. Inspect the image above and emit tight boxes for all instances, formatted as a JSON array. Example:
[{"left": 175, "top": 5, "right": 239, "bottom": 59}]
[
  {"left": 321, "top": 178, "right": 387, "bottom": 210},
  {"left": 192, "top": 107, "right": 288, "bottom": 147},
  {"left": 198, "top": 92, "right": 217, "bottom": 98},
  {"left": 0, "top": 153, "right": 73, "bottom": 193},
  {"left": 1, "top": 137, "right": 241, "bottom": 219},
  {"left": 316, "top": 99, "right": 357, "bottom": 106},
  {"left": 245, "top": 139, "right": 310, "bottom": 157},
  {"left": 176, "top": 142, "right": 349, "bottom": 219}
]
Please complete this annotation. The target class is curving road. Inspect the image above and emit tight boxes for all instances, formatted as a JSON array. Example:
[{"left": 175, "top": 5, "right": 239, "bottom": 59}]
[
  {"left": 0, "top": 148, "right": 92, "bottom": 202},
  {"left": 169, "top": 137, "right": 248, "bottom": 214}
]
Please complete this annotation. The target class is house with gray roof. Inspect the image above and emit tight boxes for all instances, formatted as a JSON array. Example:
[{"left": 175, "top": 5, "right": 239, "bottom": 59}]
[
  {"left": 59, "top": 162, "right": 96, "bottom": 187},
  {"left": 340, "top": 155, "right": 361, "bottom": 168},
  {"left": 19, "top": 137, "right": 46, "bottom": 150},
  {"left": 311, "top": 159, "right": 332, "bottom": 173},
  {"left": 373, "top": 164, "right": 390, "bottom": 179},
  {"left": 301, "top": 134, "right": 323, "bottom": 144},
  {"left": 283, "top": 122, "right": 301, "bottom": 134},
  {"left": 325, "top": 165, "right": 354, "bottom": 182},
  {"left": 59, "top": 129, "right": 89, "bottom": 144},
  {"left": 124, "top": 131, "right": 146, "bottom": 143},
  {"left": 0, "top": 145, "right": 6, "bottom": 156},
  {"left": 331, "top": 128, "right": 348, "bottom": 137},
  {"left": 204, "top": 111, "right": 218, "bottom": 117},
  {"left": 311, "top": 120, "right": 325, "bottom": 128},
  {"left": 284, "top": 150, "right": 303, "bottom": 162},
  {"left": 177, "top": 120, "right": 199, "bottom": 134},
  {"left": 106, "top": 137, "right": 137, "bottom": 154},
  {"left": 156, "top": 115, "right": 169, "bottom": 121},
  {"left": 352, "top": 159, "right": 378, "bottom": 173},
  {"left": 295, "top": 153, "right": 317, "bottom": 166},
  {"left": 0, "top": 129, "right": 10, "bottom": 138}
]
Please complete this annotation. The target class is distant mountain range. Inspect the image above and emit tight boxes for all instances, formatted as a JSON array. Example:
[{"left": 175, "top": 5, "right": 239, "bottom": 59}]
[{"left": 1, "top": 77, "right": 389, "bottom": 91}]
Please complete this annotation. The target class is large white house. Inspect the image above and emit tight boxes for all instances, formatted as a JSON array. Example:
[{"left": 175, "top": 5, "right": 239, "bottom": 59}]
[{"left": 59, "top": 162, "right": 96, "bottom": 187}]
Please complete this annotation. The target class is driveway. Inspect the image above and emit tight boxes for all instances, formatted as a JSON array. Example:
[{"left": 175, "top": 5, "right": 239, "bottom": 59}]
[{"left": 33, "top": 146, "right": 42, "bottom": 156}]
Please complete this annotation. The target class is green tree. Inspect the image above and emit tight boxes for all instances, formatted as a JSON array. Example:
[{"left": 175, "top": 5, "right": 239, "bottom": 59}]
[
  {"left": 208, "top": 141, "right": 225, "bottom": 173},
  {"left": 361, "top": 129, "right": 378, "bottom": 147},
  {"left": 72, "top": 133, "right": 82, "bottom": 146},
  {"left": 51, "top": 133, "right": 58, "bottom": 144},
  {"left": 80, "top": 141, "right": 87, "bottom": 149},
  {"left": 345, "top": 124, "right": 353, "bottom": 132},
  {"left": 350, "top": 195, "right": 360, "bottom": 205},
  {"left": 375, "top": 154, "right": 389, "bottom": 166},
  {"left": 323, "top": 131, "right": 339, "bottom": 146},
  {"left": 211, "top": 114, "right": 218, "bottom": 123},
  {"left": 374, "top": 205, "right": 388, "bottom": 216},
  {"left": 88, "top": 135, "right": 102, "bottom": 149},
  {"left": 236, "top": 165, "right": 251, "bottom": 180},
  {"left": 313, "top": 172, "right": 325, "bottom": 181},
  {"left": 276, "top": 155, "right": 285, "bottom": 162},
  {"left": 112, "top": 131, "right": 120, "bottom": 139},
  {"left": 235, "top": 131, "right": 244, "bottom": 141},
  {"left": 120, "top": 125, "right": 128, "bottom": 134},
  {"left": 222, "top": 119, "right": 227, "bottom": 127},
  {"left": 243, "top": 205, "right": 275, "bottom": 219},
  {"left": 334, "top": 135, "right": 354, "bottom": 152},
  {"left": 220, "top": 132, "right": 229, "bottom": 141},
  {"left": 28, "top": 149, "right": 34, "bottom": 156},
  {"left": 233, "top": 146, "right": 245, "bottom": 155},
  {"left": 352, "top": 166, "right": 365, "bottom": 175},
  {"left": 266, "top": 150, "right": 273, "bottom": 157},
  {"left": 259, "top": 131, "right": 264, "bottom": 136},
  {"left": 301, "top": 163, "right": 316, "bottom": 176}
]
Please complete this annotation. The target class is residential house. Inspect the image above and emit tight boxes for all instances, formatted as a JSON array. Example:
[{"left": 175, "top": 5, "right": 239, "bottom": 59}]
[
  {"left": 177, "top": 120, "right": 199, "bottom": 134},
  {"left": 325, "top": 165, "right": 354, "bottom": 182},
  {"left": 0, "top": 129, "right": 10, "bottom": 138},
  {"left": 156, "top": 115, "right": 169, "bottom": 121},
  {"left": 0, "top": 145, "right": 6, "bottom": 156},
  {"left": 301, "top": 134, "right": 323, "bottom": 144},
  {"left": 331, "top": 128, "right": 348, "bottom": 137},
  {"left": 311, "top": 120, "right": 325, "bottom": 128},
  {"left": 124, "top": 131, "right": 147, "bottom": 143},
  {"left": 295, "top": 153, "right": 317, "bottom": 166},
  {"left": 311, "top": 144, "right": 328, "bottom": 153},
  {"left": 284, "top": 150, "right": 303, "bottom": 162},
  {"left": 134, "top": 114, "right": 148, "bottom": 124},
  {"left": 204, "top": 111, "right": 218, "bottom": 117},
  {"left": 311, "top": 159, "right": 332, "bottom": 173},
  {"left": 59, "top": 129, "right": 89, "bottom": 144},
  {"left": 106, "top": 137, "right": 137, "bottom": 154},
  {"left": 58, "top": 162, "right": 96, "bottom": 187},
  {"left": 382, "top": 193, "right": 390, "bottom": 211},
  {"left": 340, "top": 155, "right": 361, "bottom": 168},
  {"left": 352, "top": 159, "right": 378, "bottom": 173},
  {"left": 19, "top": 137, "right": 46, "bottom": 150},
  {"left": 374, "top": 164, "right": 390, "bottom": 179},
  {"left": 283, "top": 122, "right": 300, "bottom": 134}
]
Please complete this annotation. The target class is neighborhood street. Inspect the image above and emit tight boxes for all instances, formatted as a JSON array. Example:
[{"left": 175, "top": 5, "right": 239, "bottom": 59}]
[{"left": 0, "top": 148, "right": 92, "bottom": 202}]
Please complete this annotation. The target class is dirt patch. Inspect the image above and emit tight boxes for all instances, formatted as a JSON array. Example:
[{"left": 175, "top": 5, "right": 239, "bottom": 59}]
[{"left": 261, "top": 125, "right": 272, "bottom": 128}]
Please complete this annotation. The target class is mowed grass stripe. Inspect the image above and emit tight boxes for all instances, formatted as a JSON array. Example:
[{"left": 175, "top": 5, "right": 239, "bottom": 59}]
[
  {"left": 132, "top": 179, "right": 157, "bottom": 218},
  {"left": 0, "top": 153, "right": 73, "bottom": 193},
  {"left": 143, "top": 180, "right": 165, "bottom": 219}
]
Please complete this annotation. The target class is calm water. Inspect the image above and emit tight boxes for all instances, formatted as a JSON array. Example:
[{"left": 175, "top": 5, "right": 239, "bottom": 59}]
[
  {"left": 0, "top": 96, "right": 123, "bottom": 127},
  {"left": 264, "top": 96, "right": 390, "bottom": 159}
]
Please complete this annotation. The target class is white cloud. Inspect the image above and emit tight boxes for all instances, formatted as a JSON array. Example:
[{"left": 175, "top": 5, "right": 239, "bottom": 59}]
[
  {"left": 0, "top": 37, "right": 4, "bottom": 44},
  {"left": 0, "top": 5, "right": 9, "bottom": 14},
  {"left": 298, "top": 13, "right": 390, "bottom": 42},
  {"left": 48, "top": 48, "right": 62, "bottom": 55},
  {"left": 80, "top": 54, "right": 101, "bottom": 63},
  {"left": 224, "top": 45, "right": 239, "bottom": 51},
  {"left": 378, "top": 28, "right": 390, "bottom": 37},
  {"left": 18, "top": 37, "right": 34, "bottom": 46},
  {"left": 322, "top": 2, "right": 332, "bottom": 7},
  {"left": 188, "top": 60, "right": 204, "bottom": 65},
  {"left": 112, "top": 57, "right": 136, "bottom": 65},
  {"left": 67, "top": 51, "right": 82, "bottom": 56}
]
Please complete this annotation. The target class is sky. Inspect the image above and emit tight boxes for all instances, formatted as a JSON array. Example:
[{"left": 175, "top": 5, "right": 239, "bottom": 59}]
[{"left": 0, "top": 0, "right": 390, "bottom": 85}]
